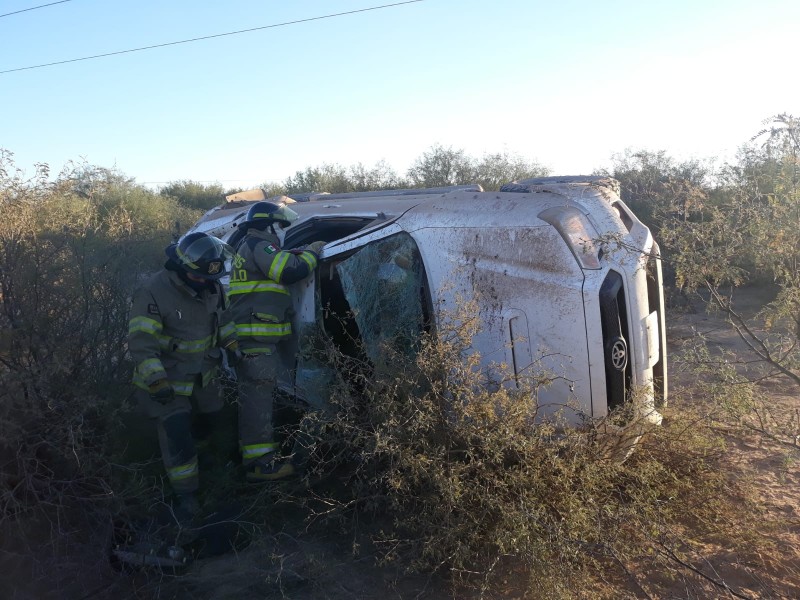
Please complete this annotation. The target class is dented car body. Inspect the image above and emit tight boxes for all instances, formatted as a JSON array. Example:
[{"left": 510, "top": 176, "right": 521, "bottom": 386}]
[{"left": 188, "top": 177, "right": 667, "bottom": 443}]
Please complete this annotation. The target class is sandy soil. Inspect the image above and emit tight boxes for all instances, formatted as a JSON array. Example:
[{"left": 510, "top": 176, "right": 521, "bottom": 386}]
[{"left": 650, "top": 287, "right": 800, "bottom": 599}]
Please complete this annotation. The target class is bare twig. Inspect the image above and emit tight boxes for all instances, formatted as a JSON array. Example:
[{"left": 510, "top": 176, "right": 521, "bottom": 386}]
[{"left": 655, "top": 541, "right": 753, "bottom": 600}]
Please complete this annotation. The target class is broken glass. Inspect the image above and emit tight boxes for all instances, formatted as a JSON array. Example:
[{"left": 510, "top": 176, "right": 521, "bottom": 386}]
[{"left": 335, "top": 233, "right": 425, "bottom": 366}]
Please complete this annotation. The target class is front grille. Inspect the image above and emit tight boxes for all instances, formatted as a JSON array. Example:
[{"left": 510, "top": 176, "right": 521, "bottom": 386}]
[{"left": 599, "top": 271, "right": 632, "bottom": 411}]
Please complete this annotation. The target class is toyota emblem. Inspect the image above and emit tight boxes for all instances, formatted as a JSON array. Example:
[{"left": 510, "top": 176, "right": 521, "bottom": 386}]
[{"left": 610, "top": 338, "right": 628, "bottom": 371}]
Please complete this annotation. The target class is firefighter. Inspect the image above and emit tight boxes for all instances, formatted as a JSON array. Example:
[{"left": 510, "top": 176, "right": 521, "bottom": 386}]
[
  {"left": 228, "top": 199, "right": 325, "bottom": 482},
  {"left": 128, "top": 232, "right": 238, "bottom": 516}
]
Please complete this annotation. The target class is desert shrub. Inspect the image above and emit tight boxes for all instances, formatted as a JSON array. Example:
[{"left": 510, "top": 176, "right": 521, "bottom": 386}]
[
  {"left": 280, "top": 146, "right": 549, "bottom": 195},
  {"left": 283, "top": 161, "right": 406, "bottom": 194},
  {"left": 160, "top": 180, "right": 238, "bottom": 211},
  {"left": 407, "top": 144, "right": 549, "bottom": 191},
  {"left": 0, "top": 152, "right": 201, "bottom": 594},
  {"left": 296, "top": 303, "right": 760, "bottom": 598}
]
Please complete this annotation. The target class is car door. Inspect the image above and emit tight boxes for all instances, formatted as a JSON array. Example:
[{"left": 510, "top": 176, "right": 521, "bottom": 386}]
[{"left": 285, "top": 227, "right": 430, "bottom": 410}]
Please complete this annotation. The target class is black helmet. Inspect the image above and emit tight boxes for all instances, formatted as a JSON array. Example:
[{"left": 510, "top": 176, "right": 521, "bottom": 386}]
[
  {"left": 165, "top": 232, "right": 233, "bottom": 280},
  {"left": 243, "top": 201, "right": 299, "bottom": 230}
]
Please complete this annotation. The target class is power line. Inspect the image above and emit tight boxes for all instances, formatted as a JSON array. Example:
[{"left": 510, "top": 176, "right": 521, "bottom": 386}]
[
  {"left": 0, "top": 0, "right": 424, "bottom": 75},
  {"left": 0, "top": 0, "right": 74, "bottom": 19}
]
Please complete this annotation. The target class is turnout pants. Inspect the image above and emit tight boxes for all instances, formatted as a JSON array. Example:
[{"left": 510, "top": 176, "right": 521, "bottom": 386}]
[
  {"left": 236, "top": 351, "right": 279, "bottom": 465},
  {"left": 136, "top": 376, "right": 223, "bottom": 494}
]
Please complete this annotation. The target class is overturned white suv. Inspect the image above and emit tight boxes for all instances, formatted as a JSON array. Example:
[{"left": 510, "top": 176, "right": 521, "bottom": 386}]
[{"left": 188, "top": 176, "right": 666, "bottom": 449}]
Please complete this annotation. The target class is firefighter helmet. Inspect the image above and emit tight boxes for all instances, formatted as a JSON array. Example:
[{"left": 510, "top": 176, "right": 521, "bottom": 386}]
[
  {"left": 165, "top": 232, "right": 233, "bottom": 280},
  {"left": 242, "top": 201, "right": 299, "bottom": 229}
]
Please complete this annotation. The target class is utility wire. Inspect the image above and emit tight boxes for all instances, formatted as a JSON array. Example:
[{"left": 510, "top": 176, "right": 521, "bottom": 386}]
[
  {"left": 0, "top": 0, "right": 424, "bottom": 75},
  {"left": 0, "top": 0, "right": 74, "bottom": 19}
]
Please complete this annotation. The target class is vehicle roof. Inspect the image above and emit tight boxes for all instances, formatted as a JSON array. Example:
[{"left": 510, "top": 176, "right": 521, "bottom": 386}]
[{"left": 191, "top": 178, "right": 624, "bottom": 237}]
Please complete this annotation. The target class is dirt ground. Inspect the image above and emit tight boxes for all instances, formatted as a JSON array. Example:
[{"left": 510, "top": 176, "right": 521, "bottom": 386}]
[{"left": 649, "top": 286, "right": 800, "bottom": 599}]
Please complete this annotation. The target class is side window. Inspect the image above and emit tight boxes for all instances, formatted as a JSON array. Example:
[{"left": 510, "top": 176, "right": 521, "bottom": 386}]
[{"left": 335, "top": 232, "right": 426, "bottom": 364}]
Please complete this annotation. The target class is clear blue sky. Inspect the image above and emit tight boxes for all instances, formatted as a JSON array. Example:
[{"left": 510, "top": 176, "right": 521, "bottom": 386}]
[{"left": 1, "top": 0, "right": 798, "bottom": 189}]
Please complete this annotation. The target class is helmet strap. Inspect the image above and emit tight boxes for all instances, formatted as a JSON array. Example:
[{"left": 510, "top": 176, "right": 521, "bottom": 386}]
[{"left": 177, "top": 269, "right": 212, "bottom": 292}]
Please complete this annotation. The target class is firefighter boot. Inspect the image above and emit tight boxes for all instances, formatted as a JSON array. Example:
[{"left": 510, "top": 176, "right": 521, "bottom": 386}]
[
  {"left": 246, "top": 456, "right": 295, "bottom": 483},
  {"left": 173, "top": 492, "right": 200, "bottom": 526}
]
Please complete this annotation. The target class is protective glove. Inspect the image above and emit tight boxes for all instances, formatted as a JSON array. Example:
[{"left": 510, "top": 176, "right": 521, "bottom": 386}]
[
  {"left": 306, "top": 240, "right": 326, "bottom": 255},
  {"left": 148, "top": 379, "right": 174, "bottom": 404},
  {"left": 224, "top": 339, "right": 244, "bottom": 367}
]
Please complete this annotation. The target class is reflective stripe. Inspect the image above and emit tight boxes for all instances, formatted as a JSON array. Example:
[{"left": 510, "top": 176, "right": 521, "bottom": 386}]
[
  {"left": 219, "top": 321, "right": 236, "bottom": 340},
  {"left": 255, "top": 312, "right": 281, "bottom": 322},
  {"left": 175, "top": 246, "right": 199, "bottom": 270},
  {"left": 135, "top": 377, "right": 211, "bottom": 395},
  {"left": 235, "top": 323, "right": 292, "bottom": 337},
  {"left": 130, "top": 323, "right": 171, "bottom": 350},
  {"left": 268, "top": 252, "right": 290, "bottom": 281},
  {"left": 137, "top": 358, "right": 166, "bottom": 379},
  {"left": 168, "top": 458, "right": 199, "bottom": 482},
  {"left": 228, "top": 280, "right": 290, "bottom": 297},
  {"left": 175, "top": 336, "right": 214, "bottom": 353},
  {"left": 138, "top": 335, "right": 214, "bottom": 354},
  {"left": 241, "top": 443, "right": 278, "bottom": 460},
  {"left": 299, "top": 251, "right": 317, "bottom": 270},
  {"left": 172, "top": 380, "right": 194, "bottom": 396},
  {"left": 129, "top": 316, "right": 163, "bottom": 335},
  {"left": 156, "top": 334, "right": 172, "bottom": 350},
  {"left": 241, "top": 347, "right": 275, "bottom": 355},
  {"left": 172, "top": 335, "right": 215, "bottom": 353}
]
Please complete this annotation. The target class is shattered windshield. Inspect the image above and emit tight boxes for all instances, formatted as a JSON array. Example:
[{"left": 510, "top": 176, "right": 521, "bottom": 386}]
[{"left": 336, "top": 232, "right": 426, "bottom": 364}]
